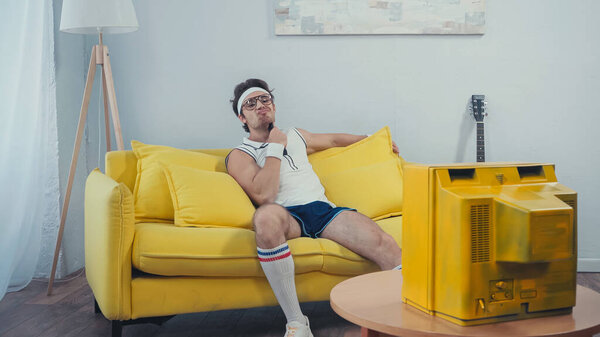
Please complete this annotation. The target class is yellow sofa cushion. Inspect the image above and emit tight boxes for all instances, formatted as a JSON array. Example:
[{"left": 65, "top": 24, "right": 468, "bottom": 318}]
[
  {"left": 132, "top": 223, "right": 325, "bottom": 277},
  {"left": 320, "top": 159, "right": 403, "bottom": 220},
  {"left": 105, "top": 149, "right": 231, "bottom": 193},
  {"left": 130, "top": 140, "right": 226, "bottom": 222},
  {"left": 131, "top": 216, "right": 401, "bottom": 278},
  {"left": 160, "top": 163, "right": 255, "bottom": 229},
  {"left": 309, "top": 126, "right": 402, "bottom": 174},
  {"left": 309, "top": 126, "right": 404, "bottom": 219}
]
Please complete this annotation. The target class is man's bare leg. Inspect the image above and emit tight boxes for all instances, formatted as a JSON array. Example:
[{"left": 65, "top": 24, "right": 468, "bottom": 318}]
[
  {"left": 253, "top": 203, "right": 310, "bottom": 331},
  {"left": 320, "top": 210, "right": 402, "bottom": 270},
  {"left": 253, "top": 203, "right": 301, "bottom": 248}
]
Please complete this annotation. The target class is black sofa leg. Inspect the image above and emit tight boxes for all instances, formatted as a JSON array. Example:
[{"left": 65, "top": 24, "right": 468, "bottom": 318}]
[
  {"left": 93, "top": 295, "right": 174, "bottom": 336},
  {"left": 94, "top": 298, "right": 101, "bottom": 314},
  {"left": 112, "top": 321, "right": 123, "bottom": 337},
  {"left": 94, "top": 296, "right": 121, "bottom": 337}
]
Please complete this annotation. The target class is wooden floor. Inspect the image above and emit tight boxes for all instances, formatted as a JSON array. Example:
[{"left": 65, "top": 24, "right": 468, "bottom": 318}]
[{"left": 1, "top": 270, "right": 599, "bottom": 337}]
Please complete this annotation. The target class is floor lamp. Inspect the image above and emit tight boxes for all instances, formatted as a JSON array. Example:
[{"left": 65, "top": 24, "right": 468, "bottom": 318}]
[{"left": 47, "top": 0, "right": 138, "bottom": 296}]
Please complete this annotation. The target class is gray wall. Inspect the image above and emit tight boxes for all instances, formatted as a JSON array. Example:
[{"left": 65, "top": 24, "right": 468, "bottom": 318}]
[{"left": 53, "top": 0, "right": 600, "bottom": 274}]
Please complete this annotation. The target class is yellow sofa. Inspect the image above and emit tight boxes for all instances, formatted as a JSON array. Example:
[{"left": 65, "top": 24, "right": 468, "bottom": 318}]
[{"left": 85, "top": 147, "right": 402, "bottom": 336}]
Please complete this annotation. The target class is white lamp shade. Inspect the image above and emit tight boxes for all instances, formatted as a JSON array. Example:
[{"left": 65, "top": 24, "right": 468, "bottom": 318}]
[{"left": 60, "top": 0, "right": 139, "bottom": 34}]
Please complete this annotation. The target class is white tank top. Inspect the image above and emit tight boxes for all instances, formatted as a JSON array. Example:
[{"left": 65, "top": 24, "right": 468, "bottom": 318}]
[{"left": 228, "top": 127, "right": 335, "bottom": 208}]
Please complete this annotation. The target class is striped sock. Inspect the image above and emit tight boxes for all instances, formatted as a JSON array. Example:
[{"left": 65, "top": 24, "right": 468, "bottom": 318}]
[{"left": 257, "top": 242, "right": 305, "bottom": 324}]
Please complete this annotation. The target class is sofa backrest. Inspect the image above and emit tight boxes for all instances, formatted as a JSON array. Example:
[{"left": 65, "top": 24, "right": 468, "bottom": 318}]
[{"left": 105, "top": 149, "right": 231, "bottom": 192}]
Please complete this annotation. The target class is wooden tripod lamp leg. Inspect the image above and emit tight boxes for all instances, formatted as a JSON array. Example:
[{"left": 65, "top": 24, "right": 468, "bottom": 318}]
[
  {"left": 102, "top": 45, "right": 125, "bottom": 151},
  {"left": 102, "top": 67, "right": 112, "bottom": 152},
  {"left": 47, "top": 46, "right": 97, "bottom": 296}
]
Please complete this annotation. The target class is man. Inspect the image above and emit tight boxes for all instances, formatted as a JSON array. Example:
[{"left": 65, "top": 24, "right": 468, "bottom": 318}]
[{"left": 226, "top": 79, "right": 402, "bottom": 337}]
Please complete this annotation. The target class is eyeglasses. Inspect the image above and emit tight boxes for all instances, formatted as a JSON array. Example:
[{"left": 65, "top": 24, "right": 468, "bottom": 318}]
[{"left": 242, "top": 94, "right": 272, "bottom": 111}]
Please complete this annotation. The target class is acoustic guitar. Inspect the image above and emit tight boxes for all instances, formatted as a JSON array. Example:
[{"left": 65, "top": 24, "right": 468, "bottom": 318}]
[{"left": 470, "top": 95, "right": 488, "bottom": 162}]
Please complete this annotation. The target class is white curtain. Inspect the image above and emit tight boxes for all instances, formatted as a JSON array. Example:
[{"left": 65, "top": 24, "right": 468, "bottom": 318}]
[{"left": 0, "top": 0, "right": 60, "bottom": 301}]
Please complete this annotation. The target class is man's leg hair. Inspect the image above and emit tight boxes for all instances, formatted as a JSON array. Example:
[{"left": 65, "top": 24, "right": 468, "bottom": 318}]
[
  {"left": 253, "top": 203, "right": 305, "bottom": 324},
  {"left": 320, "top": 210, "right": 402, "bottom": 270}
]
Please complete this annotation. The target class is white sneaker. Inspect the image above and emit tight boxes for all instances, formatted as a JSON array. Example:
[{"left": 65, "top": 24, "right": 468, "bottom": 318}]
[{"left": 284, "top": 316, "right": 313, "bottom": 337}]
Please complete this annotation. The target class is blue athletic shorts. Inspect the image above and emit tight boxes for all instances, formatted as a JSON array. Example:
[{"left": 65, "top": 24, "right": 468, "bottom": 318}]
[{"left": 285, "top": 201, "right": 356, "bottom": 238}]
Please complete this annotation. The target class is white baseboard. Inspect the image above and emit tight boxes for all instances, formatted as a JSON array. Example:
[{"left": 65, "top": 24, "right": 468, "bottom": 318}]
[{"left": 578, "top": 258, "right": 600, "bottom": 272}]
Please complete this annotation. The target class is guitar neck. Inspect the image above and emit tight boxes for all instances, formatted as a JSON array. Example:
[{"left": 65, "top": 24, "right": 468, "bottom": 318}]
[{"left": 476, "top": 122, "right": 485, "bottom": 162}]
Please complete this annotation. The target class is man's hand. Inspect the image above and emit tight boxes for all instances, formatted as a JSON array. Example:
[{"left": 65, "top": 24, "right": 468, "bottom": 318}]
[
  {"left": 392, "top": 141, "right": 399, "bottom": 154},
  {"left": 268, "top": 127, "right": 287, "bottom": 147}
]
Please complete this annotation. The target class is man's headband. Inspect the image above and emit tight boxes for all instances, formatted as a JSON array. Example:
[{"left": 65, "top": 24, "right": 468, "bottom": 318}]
[{"left": 237, "top": 87, "right": 270, "bottom": 115}]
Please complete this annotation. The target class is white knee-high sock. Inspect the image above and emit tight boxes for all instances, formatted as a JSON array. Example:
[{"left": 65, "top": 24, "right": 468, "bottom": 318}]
[{"left": 257, "top": 242, "right": 305, "bottom": 324}]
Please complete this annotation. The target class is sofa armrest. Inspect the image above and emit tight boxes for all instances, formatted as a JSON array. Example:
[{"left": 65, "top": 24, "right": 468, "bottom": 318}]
[{"left": 85, "top": 168, "right": 135, "bottom": 320}]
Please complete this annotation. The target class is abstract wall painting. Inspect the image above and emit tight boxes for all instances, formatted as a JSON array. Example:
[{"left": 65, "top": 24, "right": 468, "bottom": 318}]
[{"left": 274, "top": 0, "right": 485, "bottom": 35}]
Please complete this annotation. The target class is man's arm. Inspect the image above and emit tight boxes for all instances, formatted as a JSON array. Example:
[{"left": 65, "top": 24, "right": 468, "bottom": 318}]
[
  {"left": 227, "top": 151, "right": 281, "bottom": 206},
  {"left": 297, "top": 128, "right": 399, "bottom": 155},
  {"left": 226, "top": 127, "right": 288, "bottom": 206}
]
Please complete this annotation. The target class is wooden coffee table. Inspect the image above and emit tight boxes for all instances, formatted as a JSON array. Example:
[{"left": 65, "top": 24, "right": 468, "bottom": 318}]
[{"left": 330, "top": 270, "right": 600, "bottom": 337}]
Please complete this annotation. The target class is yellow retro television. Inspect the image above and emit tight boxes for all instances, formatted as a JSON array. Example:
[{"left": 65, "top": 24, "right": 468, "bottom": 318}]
[{"left": 401, "top": 162, "right": 577, "bottom": 326}]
